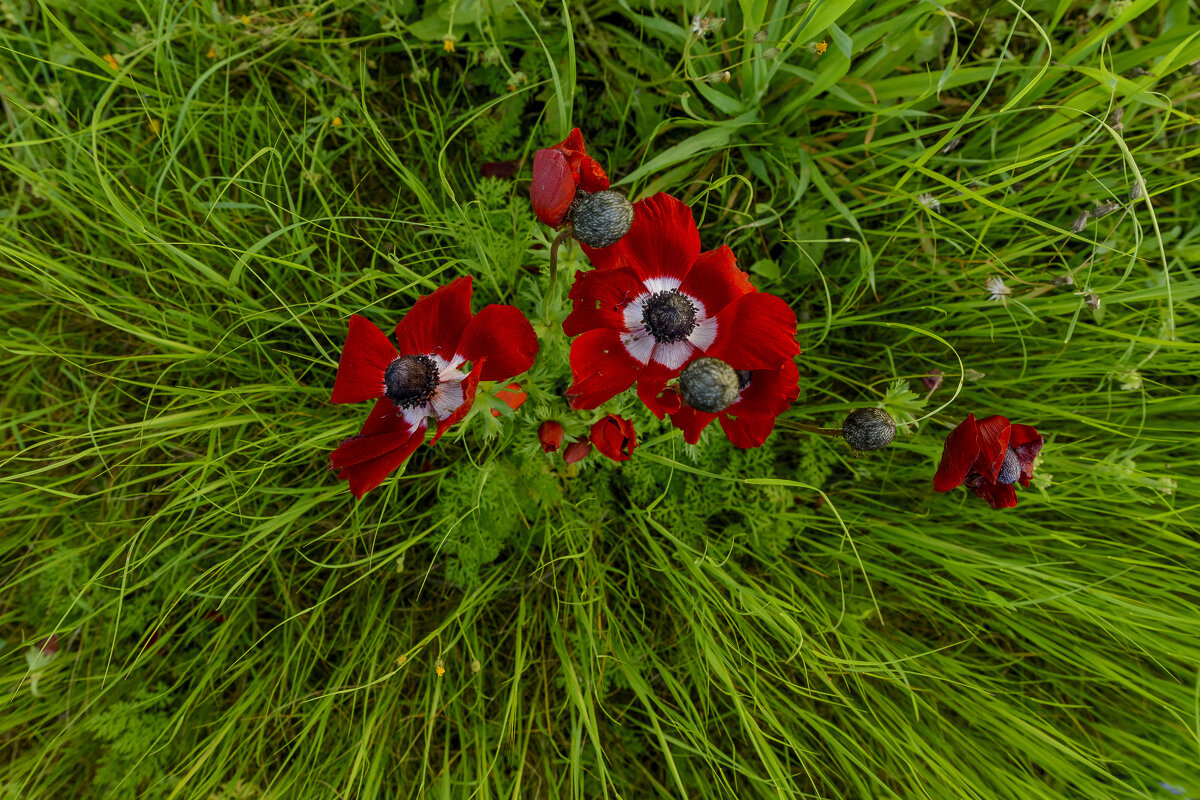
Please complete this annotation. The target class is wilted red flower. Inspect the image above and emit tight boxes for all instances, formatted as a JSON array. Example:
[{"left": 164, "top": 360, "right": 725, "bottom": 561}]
[
  {"left": 530, "top": 128, "right": 610, "bottom": 228},
  {"left": 330, "top": 277, "right": 538, "bottom": 498},
  {"left": 538, "top": 420, "right": 565, "bottom": 452},
  {"left": 563, "top": 193, "right": 799, "bottom": 415},
  {"left": 590, "top": 414, "right": 637, "bottom": 461},
  {"left": 491, "top": 383, "right": 527, "bottom": 417},
  {"left": 933, "top": 413, "right": 1044, "bottom": 509},
  {"left": 563, "top": 439, "right": 592, "bottom": 464},
  {"left": 670, "top": 360, "right": 799, "bottom": 448}
]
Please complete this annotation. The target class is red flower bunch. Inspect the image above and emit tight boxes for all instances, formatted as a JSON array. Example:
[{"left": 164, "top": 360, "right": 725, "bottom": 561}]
[
  {"left": 563, "top": 192, "right": 799, "bottom": 423},
  {"left": 530, "top": 128, "right": 609, "bottom": 228},
  {"left": 329, "top": 277, "right": 537, "bottom": 498},
  {"left": 934, "top": 413, "right": 1044, "bottom": 508}
]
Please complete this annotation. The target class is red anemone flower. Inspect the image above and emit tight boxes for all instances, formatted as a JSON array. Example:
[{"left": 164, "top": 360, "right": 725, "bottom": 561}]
[
  {"left": 530, "top": 128, "right": 610, "bottom": 228},
  {"left": 670, "top": 360, "right": 799, "bottom": 448},
  {"left": 538, "top": 420, "right": 565, "bottom": 453},
  {"left": 590, "top": 414, "right": 637, "bottom": 461},
  {"left": 563, "top": 193, "right": 799, "bottom": 416},
  {"left": 329, "top": 277, "right": 538, "bottom": 498},
  {"left": 563, "top": 439, "right": 592, "bottom": 464},
  {"left": 933, "top": 413, "right": 1044, "bottom": 509}
]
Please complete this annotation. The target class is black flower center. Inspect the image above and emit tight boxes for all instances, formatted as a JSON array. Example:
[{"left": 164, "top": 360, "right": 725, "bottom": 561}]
[
  {"left": 641, "top": 290, "right": 697, "bottom": 343},
  {"left": 384, "top": 354, "right": 439, "bottom": 409},
  {"left": 735, "top": 370, "right": 753, "bottom": 391},
  {"left": 996, "top": 447, "right": 1021, "bottom": 485}
]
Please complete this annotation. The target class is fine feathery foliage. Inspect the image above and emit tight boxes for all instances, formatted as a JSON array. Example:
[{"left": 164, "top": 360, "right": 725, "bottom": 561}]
[{"left": 2, "top": 1, "right": 1198, "bottom": 798}]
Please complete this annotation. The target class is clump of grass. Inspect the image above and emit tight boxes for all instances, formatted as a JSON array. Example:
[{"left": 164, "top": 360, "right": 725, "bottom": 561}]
[{"left": 1, "top": 1, "right": 1198, "bottom": 798}]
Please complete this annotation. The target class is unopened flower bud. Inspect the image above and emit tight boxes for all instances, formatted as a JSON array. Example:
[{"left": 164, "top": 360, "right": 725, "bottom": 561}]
[
  {"left": 679, "top": 357, "right": 739, "bottom": 413},
  {"left": 570, "top": 190, "right": 633, "bottom": 248},
  {"left": 842, "top": 408, "right": 896, "bottom": 451},
  {"left": 563, "top": 439, "right": 592, "bottom": 464},
  {"left": 538, "top": 421, "right": 564, "bottom": 453}
]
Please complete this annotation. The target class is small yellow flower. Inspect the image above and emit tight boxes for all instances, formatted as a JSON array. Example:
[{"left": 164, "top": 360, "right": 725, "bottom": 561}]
[
  {"left": 206, "top": 46, "right": 217, "bottom": 59},
  {"left": 814, "top": 40, "right": 828, "bottom": 56},
  {"left": 148, "top": 118, "right": 161, "bottom": 136},
  {"left": 241, "top": 15, "right": 251, "bottom": 25},
  {"left": 443, "top": 37, "right": 456, "bottom": 53},
  {"left": 332, "top": 116, "right": 343, "bottom": 127},
  {"left": 435, "top": 658, "right": 446, "bottom": 677},
  {"left": 396, "top": 654, "right": 407, "bottom": 666},
  {"left": 102, "top": 53, "right": 120, "bottom": 70}
]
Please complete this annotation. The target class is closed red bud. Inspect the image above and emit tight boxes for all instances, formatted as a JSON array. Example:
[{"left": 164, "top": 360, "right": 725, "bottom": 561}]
[
  {"left": 538, "top": 421, "right": 565, "bottom": 452},
  {"left": 563, "top": 439, "right": 592, "bottom": 464}
]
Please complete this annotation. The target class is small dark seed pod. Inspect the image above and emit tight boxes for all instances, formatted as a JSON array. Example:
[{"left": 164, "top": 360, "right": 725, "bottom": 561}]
[
  {"left": 570, "top": 191, "right": 634, "bottom": 248},
  {"left": 679, "top": 358, "right": 739, "bottom": 413},
  {"left": 842, "top": 408, "right": 896, "bottom": 451}
]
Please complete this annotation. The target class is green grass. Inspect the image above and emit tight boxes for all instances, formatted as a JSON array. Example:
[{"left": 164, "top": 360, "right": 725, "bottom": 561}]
[{"left": 1, "top": 0, "right": 1198, "bottom": 798}]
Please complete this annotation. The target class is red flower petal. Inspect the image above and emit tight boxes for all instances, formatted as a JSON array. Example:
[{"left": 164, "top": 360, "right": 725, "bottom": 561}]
[
  {"left": 394, "top": 277, "right": 474, "bottom": 361},
  {"left": 583, "top": 193, "right": 700, "bottom": 282},
  {"left": 718, "top": 412, "right": 778, "bottom": 449},
  {"left": 330, "top": 315, "right": 398, "bottom": 404},
  {"left": 332, "top": 430, "right": 425, "bottom": 499},
  {"left": 671, "top": 405, "right": 719, "bottom": 444},
  {"left": 729, "top": 360, "right": 799, "bottom": 420},
  {"left": 677, "top": 245, "right": 755, "bottom": 316},
  {"left": 590, "top": 414, "right": 637, "bottom": 461},
  {"left": 557, "top": 128, "right": 586, "bottom": 154},
  {"left": 358, "top": 396, "right": 409, "bottom": 437},
  {"left": 1009, "top": 423, "right": 1044, "bottom": 486},
  {"left": 530, "top": 148, "right": 577, "bottom": 227},
  {"left": 933, "top": 413, "right": 981, "bottom": 492},
  {"left": 565, "top": 328, "right": 642, "bottom": 410},
  {"left": 563, "top": 264, "right": 645, "bottom": 337},
  {"left": 706, "top": 292, "right": 799, "bottom": 370},
  {"left": 332, "top": 401, "right": 415, "bottom": 467},
  {"left": 491, "top": 383, "right": 527, "bottom": 417},
  {"left": 970, "top": 481, "right": 1019, "bottom": 509},
  {"left": 458, "top": 303, "right": 538, "bottom": 381},
  {"left": 563, "top": 439, "right": 592, "bottom": 464},
  {"left": 637, "top": 373, "right": 682, "bottom": 419},
  {"left": 577, "top": 155, "right": 610, "bottom": 193},
  {"left": 431, "top": 360, "right": 483, "bottom": 445},
  {"left": 972, "top": 415, "right": 1012, "bottom": 483}
]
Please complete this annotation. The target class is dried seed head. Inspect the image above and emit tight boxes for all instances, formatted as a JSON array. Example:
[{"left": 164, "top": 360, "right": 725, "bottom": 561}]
[
  {"left": 1090, "top": 201, "right": 1121, "bottom": 218},
  {"left": 1107, "top": 106, "right": 1124, "bottom": 131},
  {"left": 1129, "top": 181, "right": 1144, "bottom": 202},
  {"left": 1070, "top": 211, "right": 1089, "bottom": 233},
  {"left": 940, "top": 136, "right": 964, "bottom": 154},
  {"left": 754, "top": 29, "right": 768, "bottom": 43},
  {"left": 841, "top": 408, "right": 896, "bottom": 451},
  {"left": 679, "top": 358, "right": 740, "bottom": 414},
  {"left": 570, "top": 190, "right": 633, "bottom": 248},
  {"left": 1052, "top": 274, "right": 1075, "bottom": 287},
  {"left": 1085, "top": 293, "right": 1101, "bottom": 310}
]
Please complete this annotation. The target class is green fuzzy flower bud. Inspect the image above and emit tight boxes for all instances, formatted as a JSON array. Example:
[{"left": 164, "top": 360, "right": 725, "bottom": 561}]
[
  {"left": 842, "top": 408, "right": 896, "bottom": 451},
  {"left": 570, "top": 191, "right": 634, "bottom": 248},
  {"left": 679, "top": 358, "right": 740, "bottom": 414}
]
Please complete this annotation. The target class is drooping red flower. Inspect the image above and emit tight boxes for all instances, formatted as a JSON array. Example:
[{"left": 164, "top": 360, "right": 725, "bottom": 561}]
[
  {"left": 329, "top": 277, "right": 538, "bottom": 498},
  {"left": 538, "top": 420, "right": 565, "bottom": 452},
  {"left": 670, "top": 359, "right": 799, "bottom": 448},
  {"left": 563, "top": 439, "right": 592, "bottom": 464},
  {"left": 530, "top": 128, "right": 610, "bottom": 228},
  {"left": 590, "top": 414, "right": 637, "bottom": 461},
  {"left": 563, "top": 193, "right": 799, "bottom": 416},
  {"left": 933, "top": 413, "right": 1044, "bottom": 509}
]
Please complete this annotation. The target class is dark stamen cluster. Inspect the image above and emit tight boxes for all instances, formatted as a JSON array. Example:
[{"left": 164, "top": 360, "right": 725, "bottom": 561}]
[
  {"left": 735, "top": 370, "right": 753, "bottom": 391},
  {"left": 384, "top": 354, "right": 439, "bottom": 409},
  {"left": 996, "top": 448, "right": 1021, "bottom": 485},
  {"left": 642, "top": 290, "right": 697, "bottom": 343}
]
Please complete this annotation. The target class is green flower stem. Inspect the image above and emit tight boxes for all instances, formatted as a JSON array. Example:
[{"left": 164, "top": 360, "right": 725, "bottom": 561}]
[{"left": 547, "top": 228, "right": 574, "bottom": 297}]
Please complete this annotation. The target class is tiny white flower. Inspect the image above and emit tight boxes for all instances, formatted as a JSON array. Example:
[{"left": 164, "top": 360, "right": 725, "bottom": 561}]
[
  {"left": 918, "top": 193, "right": 941, "bottom": 213},
  {"left": 692, "top": 12, "right": 707, "bottom": 36},
  {"left": 985, "top": 275, "right": 1011, "bottom": 304}
]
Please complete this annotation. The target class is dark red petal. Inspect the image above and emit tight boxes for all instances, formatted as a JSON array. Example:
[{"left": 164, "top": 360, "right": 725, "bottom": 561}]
[
  {"left": 678, "top": 245, "right": 755, "bottom": 316},
  {"left": 600, "top": 193, "right": 700, "bottom": 283},
  {"left": 590, "top": 414, "right": 636, "bottom": 461},
  {"left": 973, "top": 415, "right": 1012, "bottom": 483},
  {"left": 934, "top": 414, "right": 981, "bottom": 492},
  {"left": 394, "top": 277, "right": 474, "bottom": 361},
  {"left": 971, "top": 481, "right": 1019, "bottom": 509},
  {"left": 718, "top": 412, "right": 778, "bottom": 449},
  {"left": 458, "top": 303, "right": 538, "bottom": 381},
  {"left": 728, "top": 360, "right": 799, "bottom": 419},
  {"left": 358, "top": 396, "right": 408, "bottom": 438},
  {"left": 491, "top": 383, "right": 527, "bottom": 417},
  {"left": 431, "top": 360, "right": 483, "bottom": 445},
  {"left": 333, "top": 432, "right": 425, "bottom": 499},
  {"left": 670, "top": 405, "right": 719, "bottom": 444},
  {"left": 330, "top": 315, "right": 397, "bottom": 404},
  {"left": 556, "top": 128, "right": 586, "bottom": 155},
  {"left": 563, "top": 439, "right": 592, "bottom": 464},
  {"left": 705, "top": 292, "right": 800, "bottom": 370},
  {"left": 577, "top": 155, "right": 610, "bottom": 193},
  {"left": 565, "top": 328, "right": 642, "bottom": 410},
  {"left": 530, "top": 148, "right": 577, "bottom": 227},
  {"left": 1009, "top": 423, "right": 1044, "bottom": 486},
  {"left": 637, "top": 374, "right": 682, "bottom": 419},
  {"left": 563, "top": 265, "right": 645, "bottom": 337}
]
